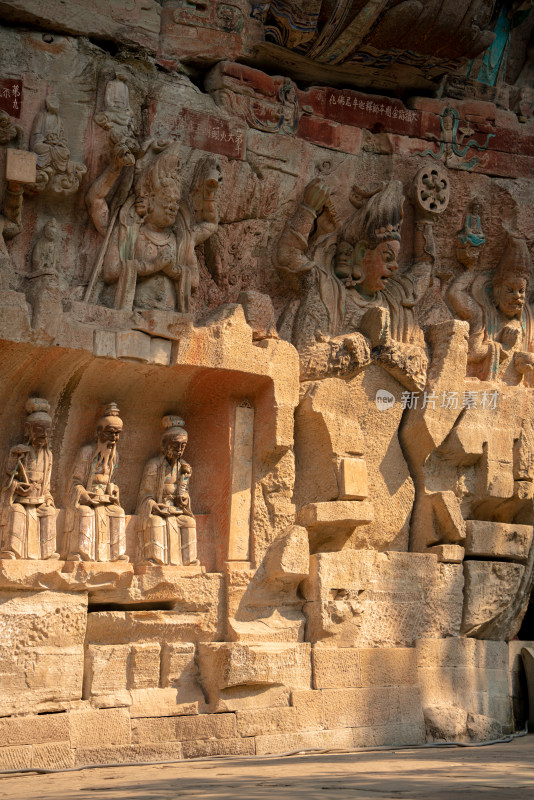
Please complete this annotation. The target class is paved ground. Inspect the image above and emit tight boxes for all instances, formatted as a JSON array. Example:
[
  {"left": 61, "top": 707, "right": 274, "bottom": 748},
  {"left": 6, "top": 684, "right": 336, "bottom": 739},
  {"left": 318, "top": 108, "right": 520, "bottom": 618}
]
[{"left": 0, "top": 735, "right": 532, "bottom": 799}]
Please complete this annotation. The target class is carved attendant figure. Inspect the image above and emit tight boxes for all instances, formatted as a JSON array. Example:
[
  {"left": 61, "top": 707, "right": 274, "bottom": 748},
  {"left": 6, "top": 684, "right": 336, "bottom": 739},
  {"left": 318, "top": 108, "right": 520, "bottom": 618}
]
[
  {"left": 0, "top": 398, "right": 58, "bottom": 560},
  {"left": 447, "top": 232, "right": 534, "bottom": 383},
  {"left": 65, "top": 403, "right": 127, "bottom": 562},
  {"left": 85, "top": 144, "right": 222, "bottom": 313},
  {"left": 94, "top": 70, "right": 138, "bottom": 163},
  {"left": 136, "top": 416, "right": 198, "bottom": 566},
  {"left": 29, "top": 95, "right": 86, "bottom": 194},
  {"left": 28, "top": 217, "right": 61, "bottom": 339}
]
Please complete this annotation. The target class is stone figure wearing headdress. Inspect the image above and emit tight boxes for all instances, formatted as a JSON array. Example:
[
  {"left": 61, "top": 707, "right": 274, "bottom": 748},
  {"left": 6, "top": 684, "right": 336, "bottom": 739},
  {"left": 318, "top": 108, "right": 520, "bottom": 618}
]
[
  {"left": 85, "top": 143, "right": 222, "bottom": 313},
  {"left": 447, "top": 230, "right": 534, "bottom": 383},
  {"left": 29, "top": 95, "right": 86, "bottom": 195},
  {"left": 136, "top": 415, "right": 198, "bottom": 566},
  {"left": 277, "top": 167, "right": 447, "bottom": 378},
  {"left": 65, "top": 403, "right": 127, "bottom": 562},
  {"left": 0, "top": 398, "right": 58, "bottom": 560}
]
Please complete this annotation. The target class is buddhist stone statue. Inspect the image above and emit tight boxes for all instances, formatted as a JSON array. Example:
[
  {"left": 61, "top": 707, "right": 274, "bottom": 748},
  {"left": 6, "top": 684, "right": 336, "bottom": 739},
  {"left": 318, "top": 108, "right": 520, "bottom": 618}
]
[
  {"left": 65, "top": 403, "right": 128, "bottom": 562},
  {"left": 136, "top": 415, "right": 198, "bottom": 566},
  {"left": 27, "top": 217, "right": 61, "bottom": 339},
  {"left": 277, "top": 165, "right": 448, "bottom": 381},
  {"left": 85, "top": 142, "right": 222, "bottom": 313},
  {"left": 447, "top": 230, "right": 534, "bottom": 383},
  {"left": 29, "top": 95, "right": 86, "bottom": 195},
  {"left": 0, "top": 398, "right": 58, "bottom": 560},
  {"left": 94, "top": 70, "right": 138, "bottom": 163}
]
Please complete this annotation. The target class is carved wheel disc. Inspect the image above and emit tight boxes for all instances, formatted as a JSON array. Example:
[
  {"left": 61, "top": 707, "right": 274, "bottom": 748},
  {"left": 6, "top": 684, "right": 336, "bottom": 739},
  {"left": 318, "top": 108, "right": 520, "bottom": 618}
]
[{"left": 413, "top": 164, "right": 450, "bottom": 216}]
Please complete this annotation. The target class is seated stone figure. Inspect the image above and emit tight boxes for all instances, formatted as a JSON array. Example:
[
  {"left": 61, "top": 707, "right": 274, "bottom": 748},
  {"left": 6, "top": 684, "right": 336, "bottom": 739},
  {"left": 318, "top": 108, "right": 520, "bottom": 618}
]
[
  {"left": 0, "top": 398, "right": 58, "bottom": 560},
  {"left": 447, "top": 231, "right": 534, "bottom": 384},
  {"left": 136, "top": 416, "right": 198, "bottom": 566},
  {"left": 65, "top": 403, "right": 127, "bottom": 562}
]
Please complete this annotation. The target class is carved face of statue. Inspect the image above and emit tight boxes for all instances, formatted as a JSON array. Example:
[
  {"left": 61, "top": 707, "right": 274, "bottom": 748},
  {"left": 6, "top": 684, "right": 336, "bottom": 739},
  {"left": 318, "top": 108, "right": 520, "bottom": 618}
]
[
  {"left": 494, "top": 275, "right": 527, "bottom": 319},
  {"left": 27, "top": 420, "right": 51, "bottom": 448},
  {"left": 354, "top": 239, "right": 400, "bottom": 296},
  {"left": 334, "top": 241, "right": 353, "bottom": 279},
  {"left": 97, "top": 423, "right": 122, "bottom": 448},
  {"left": 45, "top": 95, "right": 60, "bottom": 115},
  {"left": 163, "top": 432, "right": 187, "bottom": 462},
  {"left": 145, "top": 187, "right": 180, "bottom": 229},
  {"left": 44, "top": 219, "right": 58, "bottom": 241},
  {"left": 443, "top": 112, "right": 454, "bottom": 132}
]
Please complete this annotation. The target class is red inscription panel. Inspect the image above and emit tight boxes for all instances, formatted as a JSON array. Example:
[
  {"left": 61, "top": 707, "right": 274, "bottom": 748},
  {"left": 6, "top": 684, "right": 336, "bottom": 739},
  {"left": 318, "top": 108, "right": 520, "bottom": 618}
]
[
  {"left": 0, "top": 79, "right": 22, "bottom": 118},
  {"left": 325, "top": 88, "right": 420, "bottom": 137},
  {"left": 180, "top": 108, "right": 246, "bottom": 159}
]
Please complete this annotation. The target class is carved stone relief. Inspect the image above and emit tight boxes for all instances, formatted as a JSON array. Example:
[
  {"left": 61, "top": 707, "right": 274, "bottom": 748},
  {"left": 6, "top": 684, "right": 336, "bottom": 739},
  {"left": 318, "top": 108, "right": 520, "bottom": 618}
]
[
  {"left": 136, "top": 416, "right": 198, "bottom": 566},
  {"left": 85, "top": 141, "right": 222, "bottom": 313},
  {"left": 0, "top": 109, "right": 21, "bottom": 145},
  {"left": 0, "top": 398, "right": 58, "bottom": 560},
  {"left": 447, "top": 222, "right": 534, "bottom": 385},
  {"left": 27, "top": 95, "right": 87, "bottom": 195},
  {"left": 65, "top": 403, "right": 127, "bottom": 563},
  {"left": 27, "top": 217, "right": 61, "bottom": 340},
  {"left": 0, "top": 4, "right": 533, "bottom": 763}
]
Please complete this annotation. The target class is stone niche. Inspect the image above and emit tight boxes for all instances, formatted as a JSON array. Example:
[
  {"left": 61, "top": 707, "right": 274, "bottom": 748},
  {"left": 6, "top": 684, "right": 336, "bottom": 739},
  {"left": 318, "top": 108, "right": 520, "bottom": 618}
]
[{"left": 0, "top": 0, "right": 533, "bottom": 770}]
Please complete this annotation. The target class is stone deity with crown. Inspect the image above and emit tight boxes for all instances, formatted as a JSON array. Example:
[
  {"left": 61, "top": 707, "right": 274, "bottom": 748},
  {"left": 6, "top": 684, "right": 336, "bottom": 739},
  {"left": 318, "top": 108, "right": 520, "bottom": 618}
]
[{"left": 85, "top": 142, "right": 222, "bottom": 314}]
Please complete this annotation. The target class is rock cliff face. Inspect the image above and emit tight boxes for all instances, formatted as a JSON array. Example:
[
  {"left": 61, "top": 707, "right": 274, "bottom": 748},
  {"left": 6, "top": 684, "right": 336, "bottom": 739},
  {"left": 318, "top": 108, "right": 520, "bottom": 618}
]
[{"left": 0, "top": 0, "right": 533, "bottom": 767}]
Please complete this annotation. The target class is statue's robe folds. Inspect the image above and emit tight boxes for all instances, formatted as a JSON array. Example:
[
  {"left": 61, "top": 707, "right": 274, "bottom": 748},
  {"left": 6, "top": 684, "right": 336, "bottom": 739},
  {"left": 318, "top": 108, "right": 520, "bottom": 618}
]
[
  {"left": 136, "top": 455, "right": 197, "bottom": 566},
  {"left": 103, "top": 197, "right": 217, "bottom": 313},
  {"left": 65, "top": 444, "right": 126, "bottom": 562},
  {"left": 0, "top": 445, "right": 56, "bottom": 559}
]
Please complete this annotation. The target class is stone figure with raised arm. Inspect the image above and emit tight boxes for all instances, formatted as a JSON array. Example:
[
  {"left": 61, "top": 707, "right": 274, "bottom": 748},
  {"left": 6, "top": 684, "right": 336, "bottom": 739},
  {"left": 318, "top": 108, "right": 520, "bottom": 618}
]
[
  {"left": 65, "top": 403, "right": 127, "bottom": 562},
  {"left": 446, "top": 225, "right": 534, "bottom": 384},
  {"left": 276, "top": 164, "right": 449, "bottom": 381},
  {"left": 136, "top": 415, "right": 198, "bottom": 566},
  {"left": 0, "top": 398, "right": 58, "bottom": 560},
  {"left": 85, "top": 142, "right": 222, "bottom": 313}
]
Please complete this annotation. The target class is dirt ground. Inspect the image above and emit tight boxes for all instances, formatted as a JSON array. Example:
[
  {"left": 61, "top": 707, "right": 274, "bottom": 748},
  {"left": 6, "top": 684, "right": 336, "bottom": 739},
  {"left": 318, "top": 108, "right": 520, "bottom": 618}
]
[{"left": 0, "top": 735, "right": 532, "bottom": 800}]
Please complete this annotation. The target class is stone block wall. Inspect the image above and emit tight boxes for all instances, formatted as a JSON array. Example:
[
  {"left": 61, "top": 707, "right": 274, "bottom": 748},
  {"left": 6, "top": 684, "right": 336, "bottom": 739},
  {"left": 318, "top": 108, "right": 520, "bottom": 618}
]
[{"left": 0, "top": 0, "right": 533, "bottom": 766}]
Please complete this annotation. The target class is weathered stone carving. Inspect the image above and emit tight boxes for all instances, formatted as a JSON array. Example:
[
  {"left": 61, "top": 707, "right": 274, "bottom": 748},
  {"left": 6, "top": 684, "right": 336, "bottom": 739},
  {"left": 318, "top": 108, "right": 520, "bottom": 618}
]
[
  {"left": 0, "top": 177, "right": 23, "bottom": 290},
  {"left": 27, "top": 217, "right": 61, "bottom": 339},
  {"left": 28, "top": 95, "right": 86, "bottom": 195},
  {"left": 0, "top": 109, "right": 21, "bottom": 145},
  {"left": 85, "top": 143, "right": 222, "bottom": 312},
  {"left": 456, "top": 199, "right": 486, "bottom": 269},
  {"left": 0, "top": 398, "right": 58, "bottom": 560},
  {"left": 446, "top": 230, "right": 534, "bottom": 383},
  {"left": 277, "top": 164, "right": 449, "bottom": 384},
  {"left": 65, "top": 403, "right": 127, "bottom": 563},
  {"left": 94, "top": 70, "right": 138, "bottom": 163},
  {"left": 136, "top": 415, "right": 198, "bottom": 566}
]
